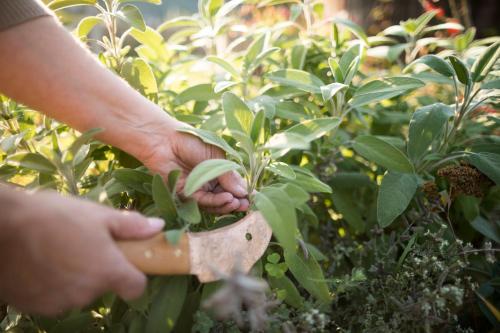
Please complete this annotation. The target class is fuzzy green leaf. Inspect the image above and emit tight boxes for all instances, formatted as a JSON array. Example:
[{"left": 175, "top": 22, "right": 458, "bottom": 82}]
[
  {"left": 116, "top": 5, "right": 146, "bottom": 31},
  {"left": 267, "top": 69, "right": 324, "bottom": 94},
  {"left": 222, "top": 92, "right": 254, "bottom": 135},
  {"left": 405, "top": 54, "right": 455, "bottom": 77},
  {"left": 350, "top": 77, "right": 424, "bottom": 107},
  {"left": 471, "top": 41, "right": 500, "bottom": 82},
  {"left": 447, "top": 55, "right": 471, "bottom": 85},
  {"left": 184, "top": 159, "right": 241, "bottom": 196},
  {"left": 152, "top": 174, "right": 177, "bottom": 223},
  {"left": 467, "top": 152, "right": 500, "bottom": 185},
  {"left": 7, "top": 153, "right": 56, "bottom": 174},
  {"left": 353, "top": 135, "right": 414, "bottom": 173},
  {"left": 48, "top": 0, "right": 96, "bottom": 10},
  {"left": 254, "top": 187, "right": 297, "bottom": 253},
  {"left": 284, "top": 250, "right": 331, "bottom": 303},
  {"left": 407, "top": 103, "right": 453, "bottom": 162},
  {"left": 146, "top": 276, "right": 188, "bottom": 333},
  {"left": 377, "top": 172, "right": 418, "bottom": 228}
]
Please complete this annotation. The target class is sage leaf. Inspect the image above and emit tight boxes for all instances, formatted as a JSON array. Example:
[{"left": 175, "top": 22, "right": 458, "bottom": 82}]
[
  {"left": 447, "top": 55, "right": 471, "bottom": 86},
  {"left": 48, "top": 0, "right": 96, "bottom": 10},
  {"left": 177, "top": 127, "right": 242, "bottom": 162},
  {"left": 331, "top": 18, "right": 369, "bottom": 45},
  {"left": 284, "top": 250, "right": 331, "bottom": 303},
  {"left": 407, "top": 103, "right": 453, "bottom": 162},
  {"left": 222, "top": 92, "right": 254, "bottom": 135},
  {"left": 177, "top": 199, "right": 201, "bottom": 224},
  {"left": 471, "top": 41, "right": 500, "bottom": 82},
  {"left": 289, "top": 166, "right": 332, "bottom": 193},
  {"left": 176, "top": 84, "right": 219, "bottom": 104},
  {"left": 184, "top": 159, "right": 242, "bottom": 196},
  {"left": 377, "top": 172, "right": 418, "bottom": 228},
  {"left": 206, "top": 56, "right": 241, "bottom": 80},
  {"left": 353, "top": 135, "right": 414, "bottom": 173},
  {"left": 116, "top": 5, "right": 146, "bottom": 31},
  {"left": 268, "top": 276, "right": 304, "bottom": 309},
  {"left": 146, "top": 276, "right": 188, "bottom": 333},
  {"left": 267, "top": 69, "right": 324, "bottom": 94},
  {"left": 266, "top": 162, "right": 296, "bottom": 180},
  {"left": 320, "top": 83, "right": 348, "bottom": 102},
  {"left": 76, "top": 16, "right": 104, "bottom": 38},
  {"left": 349, "top": 77, "right": 424, "bottom": 107},
  {"left": 7, "top": 153, "right": 57, "bottom": 174},
  {"left": 254, "top": 187, "right": 297, "bottom": 253},
  {"left": 466, "top": 152, "right": 500, "bottom": 185},
  {"left": 405, "top": 54, "right": 455, "bottom": 77},
  {"left": 283, "top": 117, "right": 341, "bottom": 142},
  {"left": 152, "top": 174, "right": 177, "bottom": 223},
  {"left": 470, "top": 216, "right": 500, "bottom": 244}
]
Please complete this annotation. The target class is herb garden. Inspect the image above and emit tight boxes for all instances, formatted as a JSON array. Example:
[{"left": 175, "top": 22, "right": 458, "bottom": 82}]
[{"left": 1, "top": 0, "right": 499, "bottom": 332}]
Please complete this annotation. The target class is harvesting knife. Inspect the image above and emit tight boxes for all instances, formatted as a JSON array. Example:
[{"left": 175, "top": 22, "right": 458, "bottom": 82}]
[{"left": 117, "top": 212, "right": 272, "bottom": 282}]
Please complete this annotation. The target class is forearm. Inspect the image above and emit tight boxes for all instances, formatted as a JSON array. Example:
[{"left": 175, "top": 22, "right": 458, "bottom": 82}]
[{"left": 0, "top": 16, "right": 179, "bottom": 161}]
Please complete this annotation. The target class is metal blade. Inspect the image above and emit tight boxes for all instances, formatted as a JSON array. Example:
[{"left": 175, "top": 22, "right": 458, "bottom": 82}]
[{"left": 188, "top": 211, "right": 272, "bottom": 282}]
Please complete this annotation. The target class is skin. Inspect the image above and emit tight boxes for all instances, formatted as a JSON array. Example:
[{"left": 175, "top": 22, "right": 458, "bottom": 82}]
[{"left": 0, "top": 16, "right": 248, "bottom": 314}]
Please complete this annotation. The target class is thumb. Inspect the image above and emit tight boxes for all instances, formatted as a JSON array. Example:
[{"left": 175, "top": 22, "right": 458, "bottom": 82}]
[
  {"left": 107, "top": 210, "right": 164, "bottom": 240},
  {"left": 218, "top": 170, "right": 248, "bottom": 198}
]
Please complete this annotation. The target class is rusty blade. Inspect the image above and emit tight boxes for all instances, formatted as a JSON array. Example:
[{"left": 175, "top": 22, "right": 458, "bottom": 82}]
[{"left": 188, "top": 211, "right": 272, "bottom": 282}]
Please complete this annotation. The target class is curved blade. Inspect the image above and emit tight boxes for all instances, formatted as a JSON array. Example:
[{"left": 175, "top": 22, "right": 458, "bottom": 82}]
[{"left": 188, "top": 211, "right": 272, "bottom": 282}]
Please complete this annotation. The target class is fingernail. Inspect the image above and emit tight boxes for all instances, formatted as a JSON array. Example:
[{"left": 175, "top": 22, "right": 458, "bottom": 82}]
[{"left": 147, "top": 218, "right": 165, "bottom": 230}]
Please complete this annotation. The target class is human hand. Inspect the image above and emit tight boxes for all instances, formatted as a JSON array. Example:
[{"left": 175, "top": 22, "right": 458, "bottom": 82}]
[
  {"left": 138, "top": 119, "right": 250, "bottom": 215},
  {"left": 0, "top": 187, "right": 164, "bottom": 316}
]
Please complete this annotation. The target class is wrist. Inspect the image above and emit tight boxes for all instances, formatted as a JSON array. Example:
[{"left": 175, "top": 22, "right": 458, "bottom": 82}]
[{"left": 94, "top": 96, "right": 183, "bottom": 164}]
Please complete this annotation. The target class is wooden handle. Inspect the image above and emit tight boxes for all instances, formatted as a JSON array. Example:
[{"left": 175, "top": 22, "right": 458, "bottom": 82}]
[{"left": 117, "top": 233, "right": 191, "bottom": 275}]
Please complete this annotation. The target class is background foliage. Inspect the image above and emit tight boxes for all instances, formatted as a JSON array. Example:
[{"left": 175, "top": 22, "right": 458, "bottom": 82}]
[{"left": 1, "top": 0, "right": 499, "bottom": 332}]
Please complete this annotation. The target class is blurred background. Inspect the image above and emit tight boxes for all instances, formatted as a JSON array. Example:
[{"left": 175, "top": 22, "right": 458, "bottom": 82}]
[
  {"left": 48, "top": 0, "right": 499, "bottom": 37},
  {"left": 133, "top": 0, "right": 498, "bottom": 37}
]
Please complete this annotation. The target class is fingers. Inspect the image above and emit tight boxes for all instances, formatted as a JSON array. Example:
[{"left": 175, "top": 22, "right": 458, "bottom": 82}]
[
  {"left": 202, "top": 197, "right": 249, "bottom": 214},
  {"left": 107, "top": 211, "right": 164, "bottom": 240},
  {"left": 217, "top": 171, "right": 248, "bottom": 198},
  {"left": 191, "top": 190, "right": 234, "bottom": 208},
  {"left": 105, "top": 247, "right": 147, "bottom": 300},
  {"left": 236, "top": 198, "right": 250, "bottom": 212}
]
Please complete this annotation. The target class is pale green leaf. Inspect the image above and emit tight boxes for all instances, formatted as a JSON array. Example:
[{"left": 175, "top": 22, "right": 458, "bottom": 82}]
[
  {"left": 255, "top": 187, "right": 297, "bottom": 253},
  {"left": 184, "top": 159, "right": 242, "bottom": 196},
  {"left": 222, "top": 92, "right": 254, "bottom": 135},
  {"left": 377, "top": 172, "right": 418, "bottom": 228},
  {"left": 177, "top": 199, "right": 201, "bottom": 224},
  {"left": 471, "top": 41, "right": 500, "bottom": 82},
  {"left": 405, "top": 54, "right": 455, "bottom": 77},
  {"left": 267, "top": 69, "right": 324, "bottom": 94},
  {"left": 152, "top": 174, "right": 177, "bottom": 223},
  {"left": 146, "top": 276, "right": 188, "bottom": 333},
  {"left": 353, "top": 135, "right": 414, "bottom": 173},
  {"left": 116, "top": 5, "right": 146, "bottom": 31},
  {"left": 206, "top": 56, "right": 241, "bottom": 80},
  {"left": 321, "top": 83, "right": 348, "bottom": 102},
  {"left": 470, "top": 216, "right": 500, "bottom": 244},
  {"left": 177, "top": 127, "right": 241, "bottom": 161},
  {"left": 331, "top": 18, "right": 369, "bottom": 45},
  {"left": 266, "top": 162, "right": 296, "bottom": 179},
  {"left": 467, "top": 152, "right": 500, "bottom": 185},
  {"left": 284, "top": 250, "right": 331, "bottom": 303},
  {"left": 350, "top": 77, "right": 424, "bottom": 107},
  {"left": 7, "top": 153, "right": 56, "bottom": 174},
  {"left": 407, "top": 103, "right": 453, "bottom": 162},
  {"left": 76, "top": 16, "right": 104, "bottom": 38},
  {"left": 48, "top": 0, "right": 96, "bottom": 11}
]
